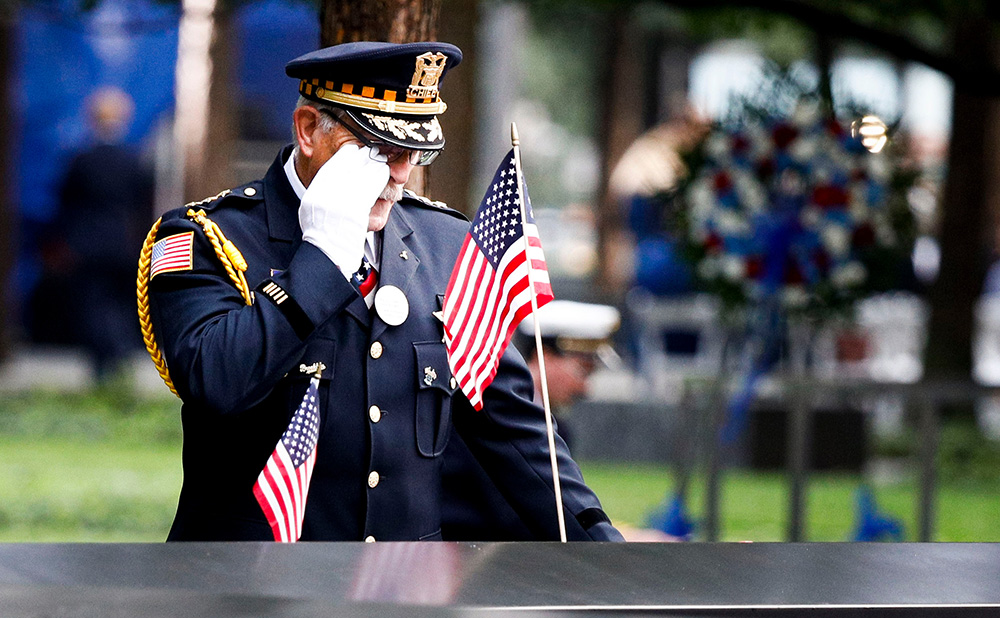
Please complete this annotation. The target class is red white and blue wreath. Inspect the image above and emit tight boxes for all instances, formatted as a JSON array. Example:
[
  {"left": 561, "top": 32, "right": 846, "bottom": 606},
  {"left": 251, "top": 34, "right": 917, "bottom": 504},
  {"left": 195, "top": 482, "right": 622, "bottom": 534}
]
[{"left": 678, "top": 97, "right": 917, "bottom": 316}]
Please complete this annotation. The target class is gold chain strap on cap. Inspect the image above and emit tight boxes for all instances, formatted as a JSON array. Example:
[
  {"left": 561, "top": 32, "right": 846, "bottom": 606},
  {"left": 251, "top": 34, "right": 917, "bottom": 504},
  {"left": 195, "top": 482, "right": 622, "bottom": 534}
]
[{"left": 136, "top": 210, "right": 253, "bottom": 398}]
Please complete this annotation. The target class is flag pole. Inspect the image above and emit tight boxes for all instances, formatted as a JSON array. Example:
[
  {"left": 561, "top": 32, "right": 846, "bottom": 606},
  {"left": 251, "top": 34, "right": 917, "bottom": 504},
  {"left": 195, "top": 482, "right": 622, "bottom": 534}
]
[{"left": 511, "top": 122, "right": 567, "bottom": 542}]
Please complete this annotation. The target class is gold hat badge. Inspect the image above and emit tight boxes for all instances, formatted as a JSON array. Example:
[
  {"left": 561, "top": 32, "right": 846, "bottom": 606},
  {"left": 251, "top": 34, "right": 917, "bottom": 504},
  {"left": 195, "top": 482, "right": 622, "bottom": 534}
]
[{"left": 407, "top": 52, "right": 448, "bottom": 100}]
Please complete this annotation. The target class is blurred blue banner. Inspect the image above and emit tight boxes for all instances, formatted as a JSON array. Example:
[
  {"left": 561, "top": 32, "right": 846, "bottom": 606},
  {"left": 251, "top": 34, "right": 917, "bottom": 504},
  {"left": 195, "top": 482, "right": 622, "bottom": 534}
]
[
  {"left": 15, "top": 0, "right": 179, "bottom": 307},
  {"left": 13, "top": 0, "right": 319, "bottom": 315},
  {"left": 235, "top": 0, "right": 319, "bottom": 140},
  {"left": 17, "top": 0, "right": 179, "bottom": 222}
]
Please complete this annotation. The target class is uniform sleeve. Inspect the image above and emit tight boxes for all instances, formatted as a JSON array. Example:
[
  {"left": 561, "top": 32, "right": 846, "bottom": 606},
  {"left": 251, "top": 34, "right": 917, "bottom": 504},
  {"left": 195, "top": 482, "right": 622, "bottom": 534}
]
[
  {"left": 451, "top": 344, "right": 625, "bottom": 542},
  {"left": 148, "top": 214, "right": 357, "bottom": 414}
]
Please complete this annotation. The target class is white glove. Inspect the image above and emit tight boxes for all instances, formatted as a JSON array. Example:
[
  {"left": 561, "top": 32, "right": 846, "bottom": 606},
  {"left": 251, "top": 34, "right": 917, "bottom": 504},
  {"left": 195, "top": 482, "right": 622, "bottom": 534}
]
[{"left": 299, "top": 143, "right": 390, "bottom": 275}]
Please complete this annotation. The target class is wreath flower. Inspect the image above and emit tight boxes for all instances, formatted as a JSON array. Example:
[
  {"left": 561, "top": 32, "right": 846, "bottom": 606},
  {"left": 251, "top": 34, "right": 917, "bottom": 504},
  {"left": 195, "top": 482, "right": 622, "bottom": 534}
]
[{"left": 679, "top": 96, "right": 916, "bottom": 315}]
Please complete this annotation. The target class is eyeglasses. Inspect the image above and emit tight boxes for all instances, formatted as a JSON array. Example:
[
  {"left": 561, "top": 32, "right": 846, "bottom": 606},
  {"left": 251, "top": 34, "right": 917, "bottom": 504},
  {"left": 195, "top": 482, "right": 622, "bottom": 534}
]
[{"left": 321, "top": 110, "right": 440, "bottom": 166}]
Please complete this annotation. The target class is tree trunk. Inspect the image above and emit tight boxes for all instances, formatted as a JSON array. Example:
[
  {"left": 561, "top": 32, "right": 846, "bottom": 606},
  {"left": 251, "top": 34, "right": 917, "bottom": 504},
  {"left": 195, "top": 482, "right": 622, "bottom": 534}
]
[
  {"left": 185, "top": 6, "right": 237, "bottom": 203},
  {"left": 173, "top": 0, "right": 237, "bottom": 205},
  {"left": 319, "top": 0, "right": 442, "bottom": 196},
  {"left": 0, "top": 9, "right": 15, "bottom": 362},
  {"left": 594, "top": 9, "right": 646, "bottom": 296},
  {"left": 923, "top": 17, "right": 1000, "bottom": 384},
  {"left": 814, "top": 30, "right": 834, "bottom": 111},
  {"left": 432, "top": 0, "right": 477, "bottom": 213},
  {"left": 199, "top": 8, "right": 237, "bottom": 201},
  {"left": 321, "top": 0, "right": 439, "bottom": 45}
]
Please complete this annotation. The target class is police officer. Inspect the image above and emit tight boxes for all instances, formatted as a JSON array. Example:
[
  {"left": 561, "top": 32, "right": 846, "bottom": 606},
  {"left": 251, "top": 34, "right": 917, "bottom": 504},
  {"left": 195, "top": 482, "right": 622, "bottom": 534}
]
[
  {"left": 513, "top": 300, "right": 622, "bottom": 443},
  {"left": 144, "top": 41, "right": 622, "bottom": 542},
  {"left": 442, "top": 300, "right": 622, "bottom": 541}
]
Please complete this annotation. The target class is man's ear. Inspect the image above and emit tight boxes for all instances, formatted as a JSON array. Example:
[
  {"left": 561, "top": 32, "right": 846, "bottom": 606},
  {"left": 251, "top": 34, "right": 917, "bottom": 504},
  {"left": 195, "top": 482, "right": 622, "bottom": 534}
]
[{"left": 292, "top": 106, "right": 322, "bottom": 158}]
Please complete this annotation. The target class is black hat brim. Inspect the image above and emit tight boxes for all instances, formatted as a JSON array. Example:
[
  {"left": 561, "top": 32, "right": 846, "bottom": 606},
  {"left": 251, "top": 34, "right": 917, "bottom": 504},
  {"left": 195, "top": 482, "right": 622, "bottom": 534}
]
[{"left": 343, "top": 107, "right": 446, "bottom": 151}]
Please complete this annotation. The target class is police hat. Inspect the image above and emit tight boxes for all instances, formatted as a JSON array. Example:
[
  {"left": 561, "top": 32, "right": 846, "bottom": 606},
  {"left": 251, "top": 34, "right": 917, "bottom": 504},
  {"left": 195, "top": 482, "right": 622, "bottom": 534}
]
[
  {"left": 286, "top": 41, "right": 462, "bottom": 151},
  {"left": 517, "top": 300, "right": 621, "bottom": 355}
]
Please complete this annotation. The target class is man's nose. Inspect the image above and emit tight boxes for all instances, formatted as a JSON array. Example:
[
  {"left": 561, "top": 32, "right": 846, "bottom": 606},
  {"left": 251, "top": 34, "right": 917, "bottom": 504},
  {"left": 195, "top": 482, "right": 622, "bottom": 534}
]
[{"left": 389, "top": 158, "right": 415, "bottom": 185}]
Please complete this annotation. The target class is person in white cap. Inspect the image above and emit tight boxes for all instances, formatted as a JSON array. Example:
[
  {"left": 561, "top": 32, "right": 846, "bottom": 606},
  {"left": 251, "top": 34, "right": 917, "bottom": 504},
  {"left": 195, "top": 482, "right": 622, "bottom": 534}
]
[
  {"left": 442, "top": 300, "right": 621, "bottom": 541},
  {"left": 513, "top": 300, "right": 621, "bottom": 446}
]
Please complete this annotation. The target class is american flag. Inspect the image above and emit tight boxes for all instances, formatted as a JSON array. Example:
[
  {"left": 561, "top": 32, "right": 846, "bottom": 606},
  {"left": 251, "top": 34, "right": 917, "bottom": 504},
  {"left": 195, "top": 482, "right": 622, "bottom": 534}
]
[
  {"left": 253, "top": 374, "right": 321, "bottom": 542},
  {"left": 443, "top": 149, "right": 552, "bottom": 410},
  {"left": 150, "top": 231, "right": 194, "bottom": 277},
  {"left": 352, "top": 254, "right": 378, "bottom": 308}
]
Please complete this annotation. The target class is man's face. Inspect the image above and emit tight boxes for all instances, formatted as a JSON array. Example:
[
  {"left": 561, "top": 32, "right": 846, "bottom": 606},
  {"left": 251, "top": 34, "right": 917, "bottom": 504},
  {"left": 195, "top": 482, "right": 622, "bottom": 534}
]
[
  {"left": 539, "top": 350, "right": 596, "bottom": 408},
  {"left": 299, "top": 108, "right": 419, "bottom": 232}
]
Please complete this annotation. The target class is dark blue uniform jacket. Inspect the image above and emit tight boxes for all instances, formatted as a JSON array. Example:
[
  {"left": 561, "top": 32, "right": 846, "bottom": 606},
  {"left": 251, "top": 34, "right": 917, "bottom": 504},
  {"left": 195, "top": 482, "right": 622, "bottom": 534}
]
[{"left": 150, "top": 146, "right": 623, "bottom": 542}]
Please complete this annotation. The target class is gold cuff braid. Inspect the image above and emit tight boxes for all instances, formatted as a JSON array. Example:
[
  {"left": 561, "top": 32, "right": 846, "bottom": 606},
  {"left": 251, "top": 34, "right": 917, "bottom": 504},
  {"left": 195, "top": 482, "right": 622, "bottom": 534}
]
[{"left": 136, "top": 209, "right": 252, "bottom": 398}]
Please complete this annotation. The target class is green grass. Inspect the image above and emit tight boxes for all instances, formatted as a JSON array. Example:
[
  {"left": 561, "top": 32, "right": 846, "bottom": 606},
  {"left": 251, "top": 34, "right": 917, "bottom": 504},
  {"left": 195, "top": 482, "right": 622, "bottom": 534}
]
[
  {"left": 1, "top": 389, "right": 998, "bottom": 542},
  {"left": 0, "top": 390, "right": 182, "bottom": 542},
  {"left": 579, "top": 462, "right": 1000, "bottom": 542},
  {"left": 0, "top": 439, "right": 181, "bottom": 541}
]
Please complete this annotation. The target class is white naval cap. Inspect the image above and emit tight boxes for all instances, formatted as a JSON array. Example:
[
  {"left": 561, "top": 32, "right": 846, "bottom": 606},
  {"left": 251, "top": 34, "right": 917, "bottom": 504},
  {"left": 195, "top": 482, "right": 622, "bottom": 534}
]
[{"left": 517, "top": 300, "right": 620, "bottom": 354}]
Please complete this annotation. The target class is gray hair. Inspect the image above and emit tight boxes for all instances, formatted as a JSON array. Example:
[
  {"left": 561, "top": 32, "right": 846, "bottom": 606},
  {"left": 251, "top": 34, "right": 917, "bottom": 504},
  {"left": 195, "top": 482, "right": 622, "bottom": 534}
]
[{"left": 290, "top": 96, "right": 345, "bottom": 156}]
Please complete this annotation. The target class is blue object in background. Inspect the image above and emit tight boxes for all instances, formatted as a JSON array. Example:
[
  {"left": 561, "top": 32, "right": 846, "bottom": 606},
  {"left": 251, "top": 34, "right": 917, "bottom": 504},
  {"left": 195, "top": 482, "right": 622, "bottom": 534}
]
[
  {"left": 634, "top": 236, "right": 695, "bottom": 297},
  {"left": 646, "top": 491, "right": 695, "bottom": 541},
  {"left": 17, "top": 0, "right": 179, "bottom": 221},
  {"left": 12, "top": 0, "right": 319, "bottom": 319},
  {"left": 15, "top": 0, "right": 179, "bottom": 306},
  {"left": 718, "top": 213, "right": 795, "bottom": 444},
  {"left": 626, "top": 194, "right": 664, "bottom": 239},
  {"left": 627, "top": 193, "right": 696, "bottom": 297},
  {"left": 851, "top": 486, "right": 904, "bottom": 542},
  {"left": 234, "top": 0, "right": 319, "bottom": 140}
]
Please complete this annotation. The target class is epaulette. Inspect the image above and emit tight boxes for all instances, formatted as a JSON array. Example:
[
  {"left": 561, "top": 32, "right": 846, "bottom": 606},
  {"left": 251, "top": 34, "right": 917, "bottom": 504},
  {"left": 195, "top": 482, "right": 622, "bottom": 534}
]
[
  {"left": 400, "top": 189, "right": 468, "bottom": 220},
  {"left": 183, "top": 181, "right": 264, "bottom": 213}
]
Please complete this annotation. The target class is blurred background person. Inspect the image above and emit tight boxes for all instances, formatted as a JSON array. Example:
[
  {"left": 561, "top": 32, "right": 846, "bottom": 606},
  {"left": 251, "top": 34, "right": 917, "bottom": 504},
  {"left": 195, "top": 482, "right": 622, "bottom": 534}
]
[
  {"left": 442, "top": 300, "right": 620, "bottom": 541},
  {"left": 610, "top": 105, "right": 708, "bottom": 301},
  {"left": 514, "top": 300, "right": 622, "bottom": 449},
  {"left": 28, "top": 87, "right": 154, "bottom": 379},
  {"left": 609, "top": 108, "right": 715, "bottom": 392}
]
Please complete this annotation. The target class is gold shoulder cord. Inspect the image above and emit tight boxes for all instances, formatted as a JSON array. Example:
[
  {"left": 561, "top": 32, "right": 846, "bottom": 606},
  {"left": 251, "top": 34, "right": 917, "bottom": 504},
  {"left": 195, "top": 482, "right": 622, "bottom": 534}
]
[{"left": 136, "top": 208, "right": 252, "bottom": 398}]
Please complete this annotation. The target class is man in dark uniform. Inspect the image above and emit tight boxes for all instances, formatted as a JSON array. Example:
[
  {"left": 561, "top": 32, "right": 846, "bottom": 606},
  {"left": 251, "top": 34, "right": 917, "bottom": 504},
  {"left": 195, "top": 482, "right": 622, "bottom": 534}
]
[
  {"left": 145, "top": 41, "right": 622, "bottom": 542},
  {"left": 34, "top": 87, "right": 153, "bottom": 376}
]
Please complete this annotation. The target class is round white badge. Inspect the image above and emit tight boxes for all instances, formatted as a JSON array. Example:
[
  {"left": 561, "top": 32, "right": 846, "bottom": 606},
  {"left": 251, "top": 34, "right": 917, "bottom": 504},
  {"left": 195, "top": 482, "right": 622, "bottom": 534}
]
[{"left": 374, "top": 285, "right": 409, "bottom": 326}]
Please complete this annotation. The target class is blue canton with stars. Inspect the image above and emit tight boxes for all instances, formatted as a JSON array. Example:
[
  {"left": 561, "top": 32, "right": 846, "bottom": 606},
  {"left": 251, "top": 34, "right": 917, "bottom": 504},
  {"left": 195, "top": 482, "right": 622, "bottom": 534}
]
[
  {"left": 353, "top": 255, "right": 374, "bottom": 287},
  {"left": 283, "top": 378, "right": 320, "bottom": 467},
  {"left": 470, "top": 150, "right": 536, "bottom": 269}
]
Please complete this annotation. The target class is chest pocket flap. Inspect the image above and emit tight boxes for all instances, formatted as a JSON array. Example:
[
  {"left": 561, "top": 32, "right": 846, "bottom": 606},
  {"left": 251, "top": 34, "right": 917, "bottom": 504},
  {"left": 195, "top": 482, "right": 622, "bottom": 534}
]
[{"left": 413, "top": 341, "right": 457, "bottom": 457}]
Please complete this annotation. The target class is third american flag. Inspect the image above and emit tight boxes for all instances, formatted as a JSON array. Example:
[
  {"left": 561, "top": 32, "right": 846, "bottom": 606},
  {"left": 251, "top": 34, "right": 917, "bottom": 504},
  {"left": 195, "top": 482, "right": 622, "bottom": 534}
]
[
  {"left": 252, "top": 371, "right": 320, "bottom": 542},
  {"left": 443, "top": 149, "right": 553, "bottom": 410}
]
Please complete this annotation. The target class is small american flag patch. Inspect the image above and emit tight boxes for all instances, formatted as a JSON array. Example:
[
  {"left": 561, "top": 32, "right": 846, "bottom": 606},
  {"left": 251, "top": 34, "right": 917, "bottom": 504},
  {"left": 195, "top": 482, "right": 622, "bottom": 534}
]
[{"left": 150, "top": 232, "right": 194, "bottom": 278}]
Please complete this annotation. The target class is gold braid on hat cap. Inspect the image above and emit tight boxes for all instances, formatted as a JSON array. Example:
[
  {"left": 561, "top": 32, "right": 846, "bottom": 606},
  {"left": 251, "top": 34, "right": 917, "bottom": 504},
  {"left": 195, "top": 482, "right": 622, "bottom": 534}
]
[
  {"left": 298, "top": 52, "right": 452, "bottom": 116},
  {"left": 299, "top": 78, "right": 447, "bottom": 115}
]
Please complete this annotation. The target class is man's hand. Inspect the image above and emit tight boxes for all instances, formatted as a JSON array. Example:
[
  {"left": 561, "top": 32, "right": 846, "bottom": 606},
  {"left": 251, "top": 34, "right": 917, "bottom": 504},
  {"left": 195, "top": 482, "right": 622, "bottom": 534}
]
[{"left": 299, "top": 144, "right": 390, "bottom": 272}]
